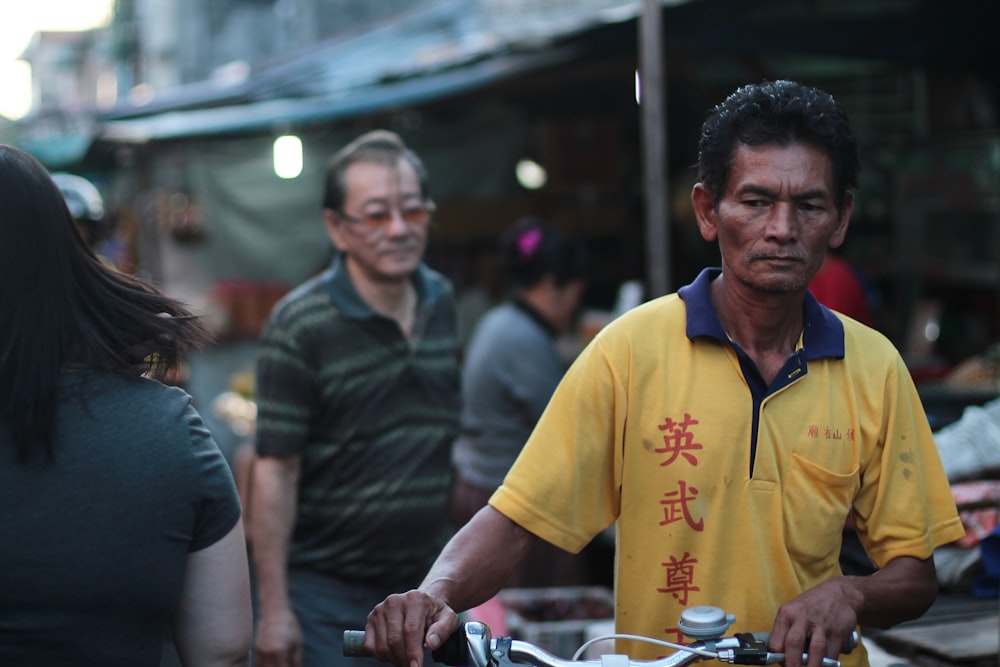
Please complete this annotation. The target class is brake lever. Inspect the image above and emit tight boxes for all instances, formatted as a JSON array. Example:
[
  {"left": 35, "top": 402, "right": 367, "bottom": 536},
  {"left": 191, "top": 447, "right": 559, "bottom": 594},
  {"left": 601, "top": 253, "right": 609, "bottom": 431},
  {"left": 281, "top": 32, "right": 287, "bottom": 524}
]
[
  {"left": 716, "top": 648, "right": 842, "bottom": 667},
  {"left": 714, "top": 630, "right": 856, "bottom": 667}
]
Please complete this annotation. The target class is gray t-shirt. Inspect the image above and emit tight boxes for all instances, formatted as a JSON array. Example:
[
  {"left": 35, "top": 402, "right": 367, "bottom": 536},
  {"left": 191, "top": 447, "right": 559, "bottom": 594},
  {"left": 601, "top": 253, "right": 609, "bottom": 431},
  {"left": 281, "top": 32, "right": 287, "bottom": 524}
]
[
  {"left": 0, "top": 369, "right": 241, "bottom": 666},
  {"left": 453, "top": 300, "right": 568, "bottom": 490}
]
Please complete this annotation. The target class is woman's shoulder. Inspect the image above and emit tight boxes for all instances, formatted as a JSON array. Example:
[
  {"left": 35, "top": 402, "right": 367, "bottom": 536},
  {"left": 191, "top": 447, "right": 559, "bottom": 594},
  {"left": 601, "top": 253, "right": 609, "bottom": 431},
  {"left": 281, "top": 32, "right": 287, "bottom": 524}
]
[
  {"left": 475, "top": 302, "right": 553, "bottom": 345},
  {"left": 68, "top": 367, "right": 187, "bottom": 394},
  {"left": 65, "top": 369, "right": 196, "bottom": 422}
]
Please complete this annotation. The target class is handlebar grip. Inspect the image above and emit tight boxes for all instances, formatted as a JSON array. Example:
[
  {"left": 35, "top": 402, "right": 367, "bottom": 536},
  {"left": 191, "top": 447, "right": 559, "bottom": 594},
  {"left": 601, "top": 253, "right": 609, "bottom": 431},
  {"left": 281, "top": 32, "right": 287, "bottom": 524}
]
[
  {"left": 343, "top": 630, "right": 369, "bottom": 657},
  {"left": 431, "top": 628, "right": 469, "bottom": 666},
  {"left": 342, "top": 628, "right": 467, "bottom": 664},
  {"left": 748, "top": 630, "right": 859, "bottom": 655}
]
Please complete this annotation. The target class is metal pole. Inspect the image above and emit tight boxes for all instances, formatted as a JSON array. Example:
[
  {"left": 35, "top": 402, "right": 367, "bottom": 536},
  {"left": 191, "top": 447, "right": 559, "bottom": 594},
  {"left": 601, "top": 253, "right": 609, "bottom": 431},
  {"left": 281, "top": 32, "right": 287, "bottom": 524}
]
[{"left": 639, "top": 0, "right": 671, "bottom": 297}]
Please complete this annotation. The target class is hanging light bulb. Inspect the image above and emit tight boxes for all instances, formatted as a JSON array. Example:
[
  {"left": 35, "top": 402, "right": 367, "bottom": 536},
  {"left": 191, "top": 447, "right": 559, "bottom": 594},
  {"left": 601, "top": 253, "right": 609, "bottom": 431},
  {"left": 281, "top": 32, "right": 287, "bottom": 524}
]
[
  {"left": 515, "top": 158, "right": 547, "bottom": 190},
  {"left": 273, "top": 134, "right": 303, "bottom": 179}
]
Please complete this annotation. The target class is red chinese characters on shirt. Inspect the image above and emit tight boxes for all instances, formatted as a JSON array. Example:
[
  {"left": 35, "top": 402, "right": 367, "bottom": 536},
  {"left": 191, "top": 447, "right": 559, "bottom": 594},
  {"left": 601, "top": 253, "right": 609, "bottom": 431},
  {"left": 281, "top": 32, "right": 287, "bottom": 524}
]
[
  {"left": 657, "top": 551, "right": 700, "bottom": 605},
  {"left": 660, "top": 481, "right": 704, "bottom": 531},
  {"left": 654, "top": 413, "right": 707, "bottom": 640},
  {"left": 656, "top": 413, "right": 704, "bottom": 532},
  {"left": 657, "top": 413, "right": 703, "bottom": 466}
]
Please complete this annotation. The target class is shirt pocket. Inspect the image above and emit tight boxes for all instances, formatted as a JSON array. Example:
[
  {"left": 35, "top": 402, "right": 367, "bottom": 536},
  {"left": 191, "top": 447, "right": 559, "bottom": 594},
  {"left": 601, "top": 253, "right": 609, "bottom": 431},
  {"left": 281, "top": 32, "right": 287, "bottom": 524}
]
[{"left": 782, "top": 454, "right": 860, "bottom": 577}]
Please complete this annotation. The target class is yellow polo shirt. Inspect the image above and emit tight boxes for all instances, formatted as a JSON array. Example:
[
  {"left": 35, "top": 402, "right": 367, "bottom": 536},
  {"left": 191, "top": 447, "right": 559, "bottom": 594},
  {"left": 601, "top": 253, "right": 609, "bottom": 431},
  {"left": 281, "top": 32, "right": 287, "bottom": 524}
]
[{"left": 490, "top": 268, "right": 964, "bottom": 667}]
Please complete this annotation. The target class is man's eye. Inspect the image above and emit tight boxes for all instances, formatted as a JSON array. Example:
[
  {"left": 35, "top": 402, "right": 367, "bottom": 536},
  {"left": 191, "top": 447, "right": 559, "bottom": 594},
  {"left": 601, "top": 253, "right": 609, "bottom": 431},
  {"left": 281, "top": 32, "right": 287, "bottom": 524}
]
[
  {"left": 744, "top": 199, "right": 767, "bottom": 208},
  {"left": 364, "top": 211, "right": 392, "bottom": 225}
]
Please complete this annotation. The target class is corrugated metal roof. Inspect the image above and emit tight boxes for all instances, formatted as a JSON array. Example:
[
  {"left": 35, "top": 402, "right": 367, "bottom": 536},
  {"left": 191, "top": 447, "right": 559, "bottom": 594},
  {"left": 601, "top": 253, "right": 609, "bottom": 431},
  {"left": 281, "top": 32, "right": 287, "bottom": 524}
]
[{"left": 99, "top": 0, "right": 677, "bottom": 141}]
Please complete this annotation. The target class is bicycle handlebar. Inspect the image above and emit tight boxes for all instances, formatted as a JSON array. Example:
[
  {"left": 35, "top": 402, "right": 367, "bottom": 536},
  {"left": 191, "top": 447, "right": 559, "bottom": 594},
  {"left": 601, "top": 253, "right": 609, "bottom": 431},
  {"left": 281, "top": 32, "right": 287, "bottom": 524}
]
[{"left": 344, "top": 610, "right": 859, "bottom": 667}]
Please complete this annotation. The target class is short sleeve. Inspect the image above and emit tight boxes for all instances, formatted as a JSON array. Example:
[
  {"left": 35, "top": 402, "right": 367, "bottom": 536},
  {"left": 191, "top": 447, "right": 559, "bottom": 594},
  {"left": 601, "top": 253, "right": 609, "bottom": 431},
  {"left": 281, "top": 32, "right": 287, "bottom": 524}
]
[
  {"left": 183, "top": 401, "right": 242, "bottom": 553},
  {"left": 853, "top": 355, "right": 965, "bottom": 565}
]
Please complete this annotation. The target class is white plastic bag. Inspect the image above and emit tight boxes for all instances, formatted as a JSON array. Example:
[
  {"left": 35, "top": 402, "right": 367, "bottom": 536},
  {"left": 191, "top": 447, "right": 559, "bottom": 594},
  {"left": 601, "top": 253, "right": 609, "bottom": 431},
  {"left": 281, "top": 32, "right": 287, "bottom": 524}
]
[{"left": 933, "top": 397, "right": 1000, "bottom": 481}]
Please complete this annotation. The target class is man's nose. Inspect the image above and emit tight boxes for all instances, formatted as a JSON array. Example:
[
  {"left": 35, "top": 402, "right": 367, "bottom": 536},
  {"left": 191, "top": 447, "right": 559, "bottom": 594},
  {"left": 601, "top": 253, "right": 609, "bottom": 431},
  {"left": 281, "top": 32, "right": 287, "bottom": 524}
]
[
  {"left": 384, "top": 208, "right": 410, "bottom": 235},
  {"left": 767, "top": 203, "right": 797, "bottom": 240}
]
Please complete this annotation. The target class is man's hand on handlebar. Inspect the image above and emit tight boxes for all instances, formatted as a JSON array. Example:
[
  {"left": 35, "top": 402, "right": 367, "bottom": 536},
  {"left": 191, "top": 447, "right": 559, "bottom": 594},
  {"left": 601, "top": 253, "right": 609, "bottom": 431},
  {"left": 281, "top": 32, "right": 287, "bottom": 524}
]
[
  {"left": 364, "top": 589, "right": 461, "bottom": 667},
  {"left": 768, "top": 577, "right": 864, "bottom": 667}
]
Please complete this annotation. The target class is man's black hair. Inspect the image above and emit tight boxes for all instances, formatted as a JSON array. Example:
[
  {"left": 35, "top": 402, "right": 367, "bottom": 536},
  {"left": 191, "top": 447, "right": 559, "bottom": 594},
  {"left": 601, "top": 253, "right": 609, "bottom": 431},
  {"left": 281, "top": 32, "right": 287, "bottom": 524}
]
[{"left": 697, "top": 80, "right": 861, "bottom": 212}]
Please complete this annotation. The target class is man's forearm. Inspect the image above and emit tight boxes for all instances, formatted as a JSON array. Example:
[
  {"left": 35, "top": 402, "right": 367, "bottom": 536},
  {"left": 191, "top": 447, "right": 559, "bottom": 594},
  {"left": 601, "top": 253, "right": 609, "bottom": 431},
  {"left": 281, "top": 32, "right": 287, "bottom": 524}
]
[
  {"left": 420, "top": 505, "right": 537, "bottom": 612},
  {"left": 249, "top": 456, "right": 300, "bottom": 614},
  {"left": 849, "top": 555, "right": 938, "bottom": 629},
  {"left": 769, "top": 554, "right": 940, "bottom": 667}
]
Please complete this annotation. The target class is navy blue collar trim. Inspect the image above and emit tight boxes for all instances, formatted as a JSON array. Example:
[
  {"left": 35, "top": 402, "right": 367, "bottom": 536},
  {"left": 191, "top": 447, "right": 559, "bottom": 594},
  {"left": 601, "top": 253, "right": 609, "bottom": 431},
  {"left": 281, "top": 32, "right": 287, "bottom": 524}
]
[
  {"left": 324, "top": 254, "right": 442, "bottom": 319},
  {"left": 678, "top": 267, "right": 845, "bottom": 360}
]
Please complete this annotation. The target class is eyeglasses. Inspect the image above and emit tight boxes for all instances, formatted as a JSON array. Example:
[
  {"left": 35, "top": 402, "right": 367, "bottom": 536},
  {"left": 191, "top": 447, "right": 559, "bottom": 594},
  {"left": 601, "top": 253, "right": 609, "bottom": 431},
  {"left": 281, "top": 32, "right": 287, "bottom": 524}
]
[{"left": 337, "top": 200, "right": 436, "bottom": 229}]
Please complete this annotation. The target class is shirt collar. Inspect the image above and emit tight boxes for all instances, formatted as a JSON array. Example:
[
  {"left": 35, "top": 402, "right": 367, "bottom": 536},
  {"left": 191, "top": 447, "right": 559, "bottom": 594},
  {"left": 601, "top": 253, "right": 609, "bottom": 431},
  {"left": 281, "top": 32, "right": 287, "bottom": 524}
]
[
  {"left": 325, "top": 253, "right": 443, "bottom": 319},
  {"left": 512, "top": 297, "right": 558, "bottom": 339},
  {"left": 678, "top": 267, "right": 845, "bottom": 360}
]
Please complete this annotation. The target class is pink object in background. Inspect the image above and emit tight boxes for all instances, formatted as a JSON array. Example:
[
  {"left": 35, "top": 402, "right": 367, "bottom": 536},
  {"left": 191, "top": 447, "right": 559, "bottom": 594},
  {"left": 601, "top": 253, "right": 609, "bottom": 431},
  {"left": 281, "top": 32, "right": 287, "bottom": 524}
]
[{"left": 466, "top": 596, "right": 509, "bottom": 635}]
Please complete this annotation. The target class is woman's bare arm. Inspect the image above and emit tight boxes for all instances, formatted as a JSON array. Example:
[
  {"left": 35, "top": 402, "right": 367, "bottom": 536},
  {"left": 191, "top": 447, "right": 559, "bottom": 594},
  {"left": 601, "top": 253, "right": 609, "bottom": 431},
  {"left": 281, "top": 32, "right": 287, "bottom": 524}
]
[{"left": 171, "top": 520, "right": 253, "bottom": 667}]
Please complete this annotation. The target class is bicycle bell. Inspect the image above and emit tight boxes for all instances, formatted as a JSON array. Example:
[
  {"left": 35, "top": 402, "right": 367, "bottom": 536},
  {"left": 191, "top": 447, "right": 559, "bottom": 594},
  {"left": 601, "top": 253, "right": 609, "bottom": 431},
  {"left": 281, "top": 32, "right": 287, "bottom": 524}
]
[{"left": 677, "top": 606, "right": 736, "bottom": 640}]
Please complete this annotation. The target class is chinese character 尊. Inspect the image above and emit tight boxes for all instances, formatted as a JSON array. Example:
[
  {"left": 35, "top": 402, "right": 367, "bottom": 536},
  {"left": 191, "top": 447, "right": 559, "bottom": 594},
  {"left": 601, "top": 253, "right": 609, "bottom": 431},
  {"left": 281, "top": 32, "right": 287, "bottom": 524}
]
[{"left": 657, "top": 552, "right": 700, "bottom": 605}]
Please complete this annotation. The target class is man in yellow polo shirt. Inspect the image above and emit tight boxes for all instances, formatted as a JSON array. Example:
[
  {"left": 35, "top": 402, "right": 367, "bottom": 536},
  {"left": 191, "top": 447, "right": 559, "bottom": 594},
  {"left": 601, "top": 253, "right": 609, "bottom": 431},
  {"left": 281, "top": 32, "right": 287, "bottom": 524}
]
[{"left": 362, "top": 80, "right": 964, "bottom": 667}]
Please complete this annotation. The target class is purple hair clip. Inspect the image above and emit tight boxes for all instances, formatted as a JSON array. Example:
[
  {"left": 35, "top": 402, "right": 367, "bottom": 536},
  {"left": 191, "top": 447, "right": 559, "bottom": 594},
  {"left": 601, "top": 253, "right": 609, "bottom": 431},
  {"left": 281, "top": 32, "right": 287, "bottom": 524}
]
[{"left": 517, "top": 228, "right": 543, "bottom": 259}]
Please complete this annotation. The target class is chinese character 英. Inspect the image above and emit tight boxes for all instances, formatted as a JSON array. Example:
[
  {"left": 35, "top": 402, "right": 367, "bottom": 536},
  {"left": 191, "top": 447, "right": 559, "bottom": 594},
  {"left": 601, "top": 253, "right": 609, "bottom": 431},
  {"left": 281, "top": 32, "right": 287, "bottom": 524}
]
[{"left": 656, "top": 413, "right": 702, "bottom": 466}]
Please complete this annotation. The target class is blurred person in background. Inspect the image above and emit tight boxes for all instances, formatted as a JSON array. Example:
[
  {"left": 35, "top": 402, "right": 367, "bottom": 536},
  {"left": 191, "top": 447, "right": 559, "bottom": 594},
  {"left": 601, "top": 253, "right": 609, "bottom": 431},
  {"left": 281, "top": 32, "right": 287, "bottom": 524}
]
[
  {"left": 50, "top": 170, "right": 128, "bottom": 269},
  {"left": 0, "top": 144, "right": 252, "bottom": 666},
  {"left": 50, "top": 172, "right": 106, "bottom": 248},
  {"left": 450, "top": 217, "right": 594, "bottom": 586},
  {"left": 250, "top": 130, "right": 460, "bottom": 667},
  {"left": 809, "top": 249, "right": 875, "bottom": 327},
  {"left": 454, "top": 244, "right": 503, "bottom": 357}
]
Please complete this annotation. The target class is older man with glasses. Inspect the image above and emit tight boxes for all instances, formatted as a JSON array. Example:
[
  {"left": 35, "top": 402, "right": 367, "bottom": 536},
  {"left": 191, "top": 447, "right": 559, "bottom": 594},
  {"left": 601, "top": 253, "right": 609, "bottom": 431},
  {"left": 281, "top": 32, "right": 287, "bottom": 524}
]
[{"left": 250, "top": 130, "right": 461, "bottom": 667}]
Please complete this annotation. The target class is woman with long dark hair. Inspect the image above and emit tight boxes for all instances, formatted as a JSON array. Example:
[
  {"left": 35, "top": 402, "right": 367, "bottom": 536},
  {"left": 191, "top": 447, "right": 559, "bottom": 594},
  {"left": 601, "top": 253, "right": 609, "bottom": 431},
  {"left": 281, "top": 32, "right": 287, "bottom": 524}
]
[{"left": 0, "top": 145, "right": 251, "bottom": 666}]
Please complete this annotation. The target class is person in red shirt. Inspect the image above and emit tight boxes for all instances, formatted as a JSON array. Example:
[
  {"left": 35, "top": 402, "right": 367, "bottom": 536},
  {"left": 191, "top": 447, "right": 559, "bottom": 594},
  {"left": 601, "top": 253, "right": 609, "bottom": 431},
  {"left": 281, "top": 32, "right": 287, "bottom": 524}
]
[{"left": 809, "top": 253, "right": 874, "bottom": 326}]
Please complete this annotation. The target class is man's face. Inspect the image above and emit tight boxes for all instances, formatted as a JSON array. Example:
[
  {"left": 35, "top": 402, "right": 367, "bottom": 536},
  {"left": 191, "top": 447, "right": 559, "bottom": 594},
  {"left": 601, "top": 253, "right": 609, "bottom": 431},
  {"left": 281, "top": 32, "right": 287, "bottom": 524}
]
[
  {"left": 324, "top": 157, "right": 429, "bottom": 284},
  {"left": 693, "top": 141, "right": 852, "bottom": 294}
]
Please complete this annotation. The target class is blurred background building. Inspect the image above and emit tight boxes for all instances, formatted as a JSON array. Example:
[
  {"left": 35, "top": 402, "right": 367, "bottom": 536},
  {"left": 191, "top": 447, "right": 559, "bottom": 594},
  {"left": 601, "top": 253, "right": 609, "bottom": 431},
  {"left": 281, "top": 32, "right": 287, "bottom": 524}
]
[
  {"left": 7, "top": 8, "right": 1000, "bottom": 663},
  {"left": 5, "top": 0, "right": 1000, "bottom": 458}
]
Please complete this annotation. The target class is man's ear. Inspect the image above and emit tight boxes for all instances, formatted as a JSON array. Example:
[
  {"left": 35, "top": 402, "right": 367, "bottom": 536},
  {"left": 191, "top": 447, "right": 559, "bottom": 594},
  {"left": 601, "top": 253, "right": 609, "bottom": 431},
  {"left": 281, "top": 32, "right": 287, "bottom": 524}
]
[
  {"left": 323, "top": 208, "right": 348, "bottom": 252},
  {"left": 829, "top": 192, "right": 854, "bottom": 250},
  {"left": 691, "top": 183, "right": 718, "bottom": 242}
]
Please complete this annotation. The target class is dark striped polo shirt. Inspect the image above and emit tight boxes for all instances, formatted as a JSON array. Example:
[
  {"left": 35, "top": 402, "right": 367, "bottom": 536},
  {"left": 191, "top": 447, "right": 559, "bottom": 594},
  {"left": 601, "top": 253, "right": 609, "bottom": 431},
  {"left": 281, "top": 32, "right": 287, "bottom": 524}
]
[{"left": 254, "top": 255, "right": 460, "bottom": 587}]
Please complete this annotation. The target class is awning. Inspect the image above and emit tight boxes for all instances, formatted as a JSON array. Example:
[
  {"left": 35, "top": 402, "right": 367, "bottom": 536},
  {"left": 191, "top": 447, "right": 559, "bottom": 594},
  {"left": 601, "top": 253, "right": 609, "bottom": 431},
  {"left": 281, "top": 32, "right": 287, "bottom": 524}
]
[
  {"left": 100, "top": 48, "right": 574, "bottom": 143},
  {"left": 97, "top": 0, "right": 674, "bottom": 143}
]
